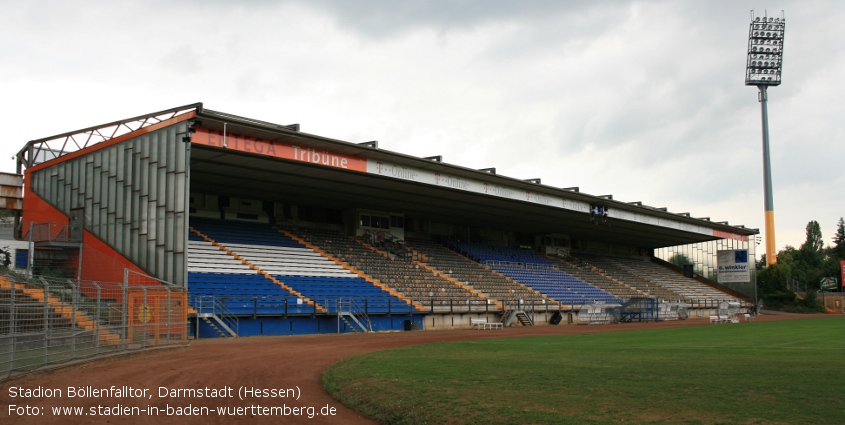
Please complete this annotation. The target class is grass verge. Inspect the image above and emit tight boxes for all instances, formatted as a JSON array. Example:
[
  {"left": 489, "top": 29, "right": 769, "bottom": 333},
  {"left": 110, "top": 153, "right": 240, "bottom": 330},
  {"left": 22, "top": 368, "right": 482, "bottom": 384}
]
[{"left": 324, "top": 317, "right": 845, "bottom": 424}]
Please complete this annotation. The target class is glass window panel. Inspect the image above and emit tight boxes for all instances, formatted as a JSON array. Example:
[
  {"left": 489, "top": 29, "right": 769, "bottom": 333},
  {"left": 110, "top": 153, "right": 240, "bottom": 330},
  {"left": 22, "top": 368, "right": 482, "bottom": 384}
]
[
  {"left": 138, "top": 195, "right": 148, "bottom": 235},
  {"left": 72, "top": 160, "right": 81, "bottom": 191},
  {"left": 48, "top": 173, "right": 57, "bottom": 201},
  {"left": 176, "top": 140, "right": 187, "bottom": 173},
  {"left": 56, "top": 161, "right": 65, "bottom": 182},
  {"left": 164, "top": 211, "right": 174, "bottom": 252},
  {"left": 145, "top": 200, "right": 156, "bottom": 239},
  {"left": 157, "top": 167, "right": 166, "bottom": 206},
  {"left": 136, "top": 236, "right": 147, "bottom": 270},
  {"left": 131, "top": 191, "right": 141, "bottom": 230},
  {"left": 100, "top": 147, "right": 110, "bottom": 177},
  {"left": 114, "top": 181, "right": 125, "bottom": 220},
  {"left": 112, "top": 213, "right": 122, "bottom": 252},
  {"left": 63, "top": 181, "right": 72, "bottom": 212},
  {"left": 155, "top": 205, "right": 165, "bottom": 248},
  {"left": 122, "top": 220, "right": 131, "bottom": 253},
  {"left": 173, "top": 252, "right": 185, "bottom": 286},
  {"left": 55, "top": 177, "right": 65, "bottom": 211},
  {"left": 158, "top": 131, "right": 168, "bottom": 165},
  {"left": 146, "top": 239, "right": 157, "bottom": 272},
  {"left": 99, "top": 170, "right": 109, "bottom": 209},
  {"left": 174, "top": 211, "right": 186, "bottom": 254},
  {"left": 174, "top": 173, "right": 186, "bottom": 212},
  {"left": 140, "top": 135, "right": 151, "bottom": 159},
  {"left": 127, "top": 222, "right": 137, "bottom": 259},
  {"left": 93, "top": 169, "right": 104, "bottom": 205},
  {"left": 139, "top": 157, "right": 149, "bottom": 196},
  {"left": 148, "top": 160, "right": 158, "bottom": 202},
  {"left": 71, "top": 186, "right": 80, "bottom": 211},
  {"left": 147, "top": 134, "right": 158, "bottom": 164},
  {"left": 102, "top": 209, "right": 112, "bottom": 242},
  {"left": 123, "top": 186, "right": 133, "bottom": 226},
  {"left": 108, "top": 145, "right": 118, "bottom": 177},
  {"left": 115, "top": 145, "right": 126, "bottom": 182},
  {"left": 84, "top": 198, "right": 93, "bottom": 228},
  {"left": 91, "top": 200, "right": 101, "bottom": 230},
  {"left": 125, "top": 146, "right": 135, "bottom": 183},
  {"left": 166, "top": 135, "right": 177, "bottom": 173}
]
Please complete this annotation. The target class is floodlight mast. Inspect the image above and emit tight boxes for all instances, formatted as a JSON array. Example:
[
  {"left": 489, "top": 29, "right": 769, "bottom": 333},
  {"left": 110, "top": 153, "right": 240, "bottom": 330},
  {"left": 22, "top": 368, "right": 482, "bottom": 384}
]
[{"left": 745, "top": 10, "right": 785, "bottom": 267}]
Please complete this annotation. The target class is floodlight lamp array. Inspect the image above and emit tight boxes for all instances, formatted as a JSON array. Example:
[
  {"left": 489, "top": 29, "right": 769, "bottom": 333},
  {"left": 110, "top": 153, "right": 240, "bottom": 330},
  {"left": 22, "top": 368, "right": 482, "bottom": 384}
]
[{"left": 745, "top": 14, "right": 785, "bottom": 86}]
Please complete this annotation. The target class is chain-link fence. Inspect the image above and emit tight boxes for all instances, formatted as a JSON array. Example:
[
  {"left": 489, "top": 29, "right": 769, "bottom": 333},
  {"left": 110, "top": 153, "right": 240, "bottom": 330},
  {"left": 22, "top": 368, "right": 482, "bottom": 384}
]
[{"left": 1, "top": 270, "right": 188, "bottom": 380}]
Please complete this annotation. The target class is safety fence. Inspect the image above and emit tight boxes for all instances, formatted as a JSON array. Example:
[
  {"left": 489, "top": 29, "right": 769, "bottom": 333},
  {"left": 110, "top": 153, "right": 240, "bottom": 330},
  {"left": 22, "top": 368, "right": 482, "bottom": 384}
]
[
  {"left": 0, "top": 270, "right": 188, "bottom": 380},
  {"left": 185, "top": 294, "right": 753, "bottom": 318}
]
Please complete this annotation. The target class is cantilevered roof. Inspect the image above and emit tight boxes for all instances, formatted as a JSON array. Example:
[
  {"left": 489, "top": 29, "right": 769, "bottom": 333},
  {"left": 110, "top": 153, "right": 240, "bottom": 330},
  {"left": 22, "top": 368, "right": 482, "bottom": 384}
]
[
  {"left": 189, "top": 106, "right": 757, "bottom": 249},
  {"left": 18, "top": 103, "right": 757, "bottom": 249}
]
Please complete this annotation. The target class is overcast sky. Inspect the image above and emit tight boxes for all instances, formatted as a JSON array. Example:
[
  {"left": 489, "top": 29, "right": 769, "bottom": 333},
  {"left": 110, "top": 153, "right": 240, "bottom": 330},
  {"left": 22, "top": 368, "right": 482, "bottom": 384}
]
[{"left": 2, "top": 0, "right": 843, "bottom": 257}]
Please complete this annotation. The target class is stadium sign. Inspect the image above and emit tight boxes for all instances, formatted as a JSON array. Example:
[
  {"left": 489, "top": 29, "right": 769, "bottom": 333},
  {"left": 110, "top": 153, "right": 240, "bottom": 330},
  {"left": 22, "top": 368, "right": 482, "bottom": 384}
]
[
  {"left": 191, "top": 128, "right": 367, "bottom": 172},
  {"left": 717, "top": 250, "right": 750, "bottom": 283}
]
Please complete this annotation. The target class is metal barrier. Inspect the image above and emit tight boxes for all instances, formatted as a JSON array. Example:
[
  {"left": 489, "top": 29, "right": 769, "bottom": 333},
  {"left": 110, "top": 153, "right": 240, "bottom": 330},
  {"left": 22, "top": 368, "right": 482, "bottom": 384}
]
[
  {"left": 336, "top": 297, "right": 372, "bottom": 333},
  {"left": 24, "top": 222, "right": 76, "bottom": 243},
  {"left": 0, "top": 270, "right": 188, "bottom": 380},
  {"left": 192, "top": 295, "right": 239, "bottom": 338}
]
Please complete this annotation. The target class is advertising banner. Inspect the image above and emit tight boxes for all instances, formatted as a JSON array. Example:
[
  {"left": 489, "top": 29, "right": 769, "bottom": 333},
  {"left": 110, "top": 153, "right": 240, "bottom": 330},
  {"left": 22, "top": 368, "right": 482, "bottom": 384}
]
[
  {"left": 717, "top": 250, "right": 751, "bottom": 283},
  {"left": 820, "top": 277, "right": 838, "bottom": 291}
]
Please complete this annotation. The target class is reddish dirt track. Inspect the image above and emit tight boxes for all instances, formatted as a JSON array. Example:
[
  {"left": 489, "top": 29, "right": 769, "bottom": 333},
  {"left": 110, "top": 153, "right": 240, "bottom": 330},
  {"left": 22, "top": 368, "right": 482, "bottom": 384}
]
[{"left": 0, "top": 314, "right": 832, "bottom": 424}]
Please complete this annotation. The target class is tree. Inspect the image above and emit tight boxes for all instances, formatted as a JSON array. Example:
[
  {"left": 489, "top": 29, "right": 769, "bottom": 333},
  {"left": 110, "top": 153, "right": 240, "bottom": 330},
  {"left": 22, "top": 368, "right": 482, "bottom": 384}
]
[
  {"left": 793, "top": 221, "right": 825, "bottom": 283},
  {"left": 755, "top": 221, "right": 830, "bottom": 313},
  {"left": 801, "top": 220, "right": 824, "bottom": 253},
  {"left": 668, "top": 253, "right": 693, "bottom": 267},
  {"left": 0, "top": 246, "right": 10, "bottom": 268},
  {"left": 832, "top": 217, "right": 845, "bottom": 261}
]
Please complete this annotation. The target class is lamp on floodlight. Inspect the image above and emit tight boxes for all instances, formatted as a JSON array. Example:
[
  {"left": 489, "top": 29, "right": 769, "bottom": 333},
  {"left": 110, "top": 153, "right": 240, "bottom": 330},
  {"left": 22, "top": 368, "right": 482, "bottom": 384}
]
[{"left": 745, "top": 10, "right": 785, "bottom": 267}]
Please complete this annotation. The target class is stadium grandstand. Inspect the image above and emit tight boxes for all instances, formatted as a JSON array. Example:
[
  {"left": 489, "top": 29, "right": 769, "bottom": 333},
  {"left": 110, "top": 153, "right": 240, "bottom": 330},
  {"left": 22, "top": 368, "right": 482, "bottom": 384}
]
[{"left": 7, "top": 102, "right": 758, "bottom": 338}]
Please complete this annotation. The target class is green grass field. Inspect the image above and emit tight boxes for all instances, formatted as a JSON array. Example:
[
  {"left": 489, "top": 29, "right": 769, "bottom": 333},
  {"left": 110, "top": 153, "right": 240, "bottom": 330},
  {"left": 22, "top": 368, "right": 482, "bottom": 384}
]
[{"left": 323, "top": 317, "right": 845, "bottom": 425}]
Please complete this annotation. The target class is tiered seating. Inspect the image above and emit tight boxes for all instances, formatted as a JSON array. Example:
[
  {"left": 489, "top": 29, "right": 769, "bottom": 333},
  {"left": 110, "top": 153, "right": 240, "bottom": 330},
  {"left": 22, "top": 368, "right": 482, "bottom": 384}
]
[
  {"left": 0, "top": 276, "right": 121, "bottom": 345},
  {"left": 280, "top": 276, "right": 412, "bottom": 313},
  {"left": 578, "top": 255, "right": 740, "bottom": 305},
  {"left": 284, "top": 227, "right": 486, "bottom": 308},
  {"left": 0, "top": 279, "right": 72, "bottom": 332},
  {"left": 550, "top": 258, "right": 643, "bottom": 300},
  {"left": 578, "top": 254, "right": 684, "bottom": 301},
  {"left": 188, "top": 218, "right": 415, "bottom": 314},
  {"left": 433, "top": 239, "right": 616, "bottom": 305},
  {"left": 188, "top": 272, "right": 312, "bottom": 315},
  {"left": 188, "top": 237, "right": 253, "bottom": 275},
  {"left": 611, "top": 258, "right": 741, "bottom": 306},
  {"left": 227, "top": 243, "right": 351, "bottom": 277},
  {"left": 443, "top": 239, "right": 553, "bottom": 267},
  {"left": 494, "top": 266, "right": 618, "bottom": 305},
  {"left": 404, "top": 238, "right": 549, "bottom": 305},
  {"left": 533, "top": 268, "right": 620, "bottom": 304}
]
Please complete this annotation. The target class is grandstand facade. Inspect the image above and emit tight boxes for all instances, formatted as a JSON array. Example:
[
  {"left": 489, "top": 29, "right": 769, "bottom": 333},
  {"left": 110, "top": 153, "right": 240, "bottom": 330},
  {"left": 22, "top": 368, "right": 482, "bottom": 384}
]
[{"left": 13, "top": 103, "right": 757, "bottom": 337}]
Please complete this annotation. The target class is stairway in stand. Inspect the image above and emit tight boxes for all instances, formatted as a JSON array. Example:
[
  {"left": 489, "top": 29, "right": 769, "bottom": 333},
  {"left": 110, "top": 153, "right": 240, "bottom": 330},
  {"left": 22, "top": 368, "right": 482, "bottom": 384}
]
[{"left": 0, "top": 277, "right": 121, "bottom": 345}]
